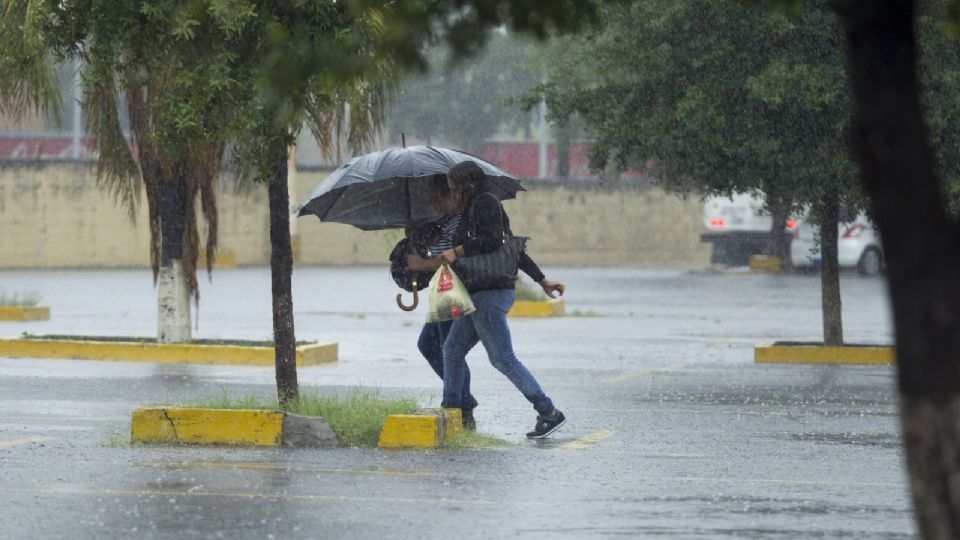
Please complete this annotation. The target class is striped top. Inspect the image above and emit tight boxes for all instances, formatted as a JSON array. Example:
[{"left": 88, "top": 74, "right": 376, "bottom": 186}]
[{"left": 427, "top": 212, "right": 463, "bottom": 257}]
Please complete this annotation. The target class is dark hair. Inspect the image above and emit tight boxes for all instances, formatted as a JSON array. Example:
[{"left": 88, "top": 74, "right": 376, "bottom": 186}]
[
  {"left": 448, "top": 161, "right": 486, "bottom": 205},
  {"left": 429, "top": 174, "right": 451, "bottom": 213}
]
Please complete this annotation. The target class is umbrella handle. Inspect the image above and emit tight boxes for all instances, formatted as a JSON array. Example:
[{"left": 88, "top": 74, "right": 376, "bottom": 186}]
[{"left": 396, "top": 282, "right": 419, "bottom": 312}]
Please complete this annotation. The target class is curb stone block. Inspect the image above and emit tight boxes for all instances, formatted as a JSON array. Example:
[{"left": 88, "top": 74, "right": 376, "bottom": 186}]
[
  {"left": 130, "top": 407, "right": 338, "bottom": 447},
  {"left": 508, "top": 299, "right": 565, "bottom": 318},
  {"left": 0, "top": 306, "right": 50, "bottom": 321},
  {"left": 755, "top": 343, "right": 894, "bottom": 365},
  {"left": 0, "top": 337, "right": 337, "bottom": 366},
  {"left": 378, "top": 408, "right": 462, "bottom": 449},
  {"left": 749, "top": 256, "right": 782, "bottom": 274}
]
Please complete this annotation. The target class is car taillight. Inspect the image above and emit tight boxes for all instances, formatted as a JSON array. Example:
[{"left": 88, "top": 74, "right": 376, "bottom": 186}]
[
  {"left": 843, "top": 224, "right": 865, "bottom": 238},
  {"left": 709, "top": 218, "right": 725, "bottom": 228}
]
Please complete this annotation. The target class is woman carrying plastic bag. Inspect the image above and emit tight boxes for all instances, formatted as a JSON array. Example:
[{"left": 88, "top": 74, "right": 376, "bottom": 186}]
[{"left": 425, "top": 265, "right": 475, "bottom": 322}]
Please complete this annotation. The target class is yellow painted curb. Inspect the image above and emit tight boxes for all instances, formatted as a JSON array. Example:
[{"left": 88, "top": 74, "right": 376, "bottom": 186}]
[
  {"left": 0, "top": 306, "right": 50, "bottom": 321},
  {"left": 131, "top": 407, "right": 283, "bottom": 446},
  {"left": 378, "top": 414, "right": 441, "bottom": 448},
  {"left": 378, "top": 408, "right": 461, "bottom": 449},
  {"left": 0, "top": 338, "right": 338, "bottom": 366},
  {"left": 749, "top": 256, "right": 782, "bottom": 274},
  {"left": 443, "top": 408, "right": 463, "bottom": 439},
  {"left": 508, "top": 298, "right": 565, "bottom": 318},
  {"left": 755, "top": 344, "right": 894, "bottom": 365}
]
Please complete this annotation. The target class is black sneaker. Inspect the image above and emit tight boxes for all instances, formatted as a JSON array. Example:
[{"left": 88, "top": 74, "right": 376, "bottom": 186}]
[
  {"left": 526, "top": 410, "right": 566, "bottom": 439},
  {"left": 462, "top": 409, "right": 477, "bottom": 430}
]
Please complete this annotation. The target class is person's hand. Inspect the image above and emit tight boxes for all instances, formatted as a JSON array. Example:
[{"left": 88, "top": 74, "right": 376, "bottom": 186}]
[
  {"left": 440, "top": 248, "right": 458, "bottom": 265},
  {"left": 538, "top": 278, "right": 565, "bottom": 299}
]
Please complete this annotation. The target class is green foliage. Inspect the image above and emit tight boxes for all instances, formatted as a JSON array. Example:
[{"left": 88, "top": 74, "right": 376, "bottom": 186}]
[
  {"left": 536, "top": 1, "right": 862, "bottom": 216},
  {"left": 0, "top": 290, "right": 41, "bottom": 307},
  {"left": 350, "top": 0, "right": 611, "bottom": 71}
]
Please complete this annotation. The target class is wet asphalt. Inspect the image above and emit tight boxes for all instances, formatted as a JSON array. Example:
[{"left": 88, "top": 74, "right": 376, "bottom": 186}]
[{"left": 0, "top": 267, "right": 911, "bottom": 538}]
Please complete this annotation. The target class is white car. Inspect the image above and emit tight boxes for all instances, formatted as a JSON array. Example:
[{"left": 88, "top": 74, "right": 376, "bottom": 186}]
[{"left": 789, "top": 215, "right": 883, "bottom": 275}]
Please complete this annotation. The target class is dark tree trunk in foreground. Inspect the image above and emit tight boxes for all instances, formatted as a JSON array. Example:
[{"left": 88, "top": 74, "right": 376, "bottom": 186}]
[
  {"left": 819, "top": 186, "right": 843, "bottom": 346},
  {"left": 834, "top": 0, "right": 960, "bottom": 536},
  {"left": 765, "top": 194, "right": 791, "bottom": 264},
  {"left": 268, "top": 151, "right": 299, "bottom": 407}
]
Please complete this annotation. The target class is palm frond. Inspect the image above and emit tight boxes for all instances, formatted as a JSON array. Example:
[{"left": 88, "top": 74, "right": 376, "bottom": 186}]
[
  {"left": 0, "top": 0, "right": 63, "bottom": 122},
  {"left": 85, "top": 58, "right": 141, "bottom": 221}
]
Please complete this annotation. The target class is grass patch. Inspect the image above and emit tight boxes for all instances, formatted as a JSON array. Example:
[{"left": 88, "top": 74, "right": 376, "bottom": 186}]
[
  {"left": 444, "top": 429, "right": 511, "bottom": 449},
  {"left": 0, "top": 290, "right": 41, "bottom": 307},
  {"left": 514, "top": 278, "right": 548, "bottom": 302},
  {"left": 183, "top": 389, "right": 419, "bottom": 447}
]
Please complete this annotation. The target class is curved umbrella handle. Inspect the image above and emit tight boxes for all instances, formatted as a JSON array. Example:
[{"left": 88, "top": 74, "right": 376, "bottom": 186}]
[{"left": 396, "top": 281, "right": 419, "bottom": 312}]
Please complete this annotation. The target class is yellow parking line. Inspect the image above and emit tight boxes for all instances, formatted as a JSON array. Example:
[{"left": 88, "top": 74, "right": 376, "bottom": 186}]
[
  {"left": 604, "top": 363, "right": 685, "bottom": 383},
  {"left": 559, "top": 429, "right": 615, "bottom": 450},
  {"left": 0, "top": 436, "right": 54, "bottom": 449}
]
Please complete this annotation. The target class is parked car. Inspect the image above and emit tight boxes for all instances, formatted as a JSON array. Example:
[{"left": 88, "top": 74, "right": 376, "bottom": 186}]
[{"left": 789, "top": 214, "right": 883, "bottom": 275}]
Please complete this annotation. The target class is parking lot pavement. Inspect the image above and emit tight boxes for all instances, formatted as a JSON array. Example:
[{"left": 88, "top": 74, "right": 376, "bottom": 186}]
[{"left": 0, "top": 267, "right": 910, "bottom": 538}]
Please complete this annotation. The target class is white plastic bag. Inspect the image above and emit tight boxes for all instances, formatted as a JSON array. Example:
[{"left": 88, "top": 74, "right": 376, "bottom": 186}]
[{"left": 425, "top": 265, "right": 476, "bottom": 323}]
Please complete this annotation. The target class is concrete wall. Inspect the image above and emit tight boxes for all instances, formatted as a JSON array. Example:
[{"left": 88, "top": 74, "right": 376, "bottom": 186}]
[{"left": 0, "top": 161, "right": 710, "bottom": 268}]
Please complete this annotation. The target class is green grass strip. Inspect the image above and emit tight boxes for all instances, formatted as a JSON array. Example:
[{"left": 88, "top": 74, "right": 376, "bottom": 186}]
[
  {"left": 443, "top": 429, "right": 511, "bottom": 449},
  {"left": 0, "top": 291, "right": 41, "bottom": 307},
  {"left": 183, "top": 389, "right": 419, "bottom": 447}
]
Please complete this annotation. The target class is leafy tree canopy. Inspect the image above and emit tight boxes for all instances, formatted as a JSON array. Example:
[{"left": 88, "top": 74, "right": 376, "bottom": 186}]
[{"left": 536, "top": 0, "right": 866, "bottom": 215}]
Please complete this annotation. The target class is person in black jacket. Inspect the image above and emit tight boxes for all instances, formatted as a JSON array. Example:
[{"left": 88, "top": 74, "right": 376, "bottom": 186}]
[
  {"left": 406, "top": 173, "right": 564, "bottom": 432},
  {"left": 437, "top": 160, "right": 566, "bottom": 439}
]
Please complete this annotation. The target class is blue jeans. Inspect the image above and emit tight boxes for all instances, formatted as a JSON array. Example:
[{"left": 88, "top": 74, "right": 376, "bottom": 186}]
[
  {"left": 441, "top": 288, "right": 555, "bottom": 415},
  {"left": 418, "top": 320, "right": 478, "bottom": 410}
]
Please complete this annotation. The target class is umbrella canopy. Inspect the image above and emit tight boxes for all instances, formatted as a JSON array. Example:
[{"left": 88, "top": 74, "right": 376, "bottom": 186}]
[{"left": 295, "top": 145, "right": 524, "bottom": 230}]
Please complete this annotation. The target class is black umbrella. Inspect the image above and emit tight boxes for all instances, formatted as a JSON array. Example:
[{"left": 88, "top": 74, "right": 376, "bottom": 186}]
[{"left": 295, "top": 145, "right": 524, "bottom": 231}]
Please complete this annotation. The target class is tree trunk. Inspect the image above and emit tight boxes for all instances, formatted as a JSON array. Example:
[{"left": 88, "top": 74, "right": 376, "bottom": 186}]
[
  {"left": 157, "top": 170, "right": 191, "bottom": 343},
  {"left": 555, "top": 118, "right": 571, "bottom": 178},
  {"left": 834, "top": 1, "right": 960, "bottom": 536},
  {"left": 268, "top": 150, "right": 299, "bottom": 408},
  {"left": 820, "top": 187, "right": 843, "bottom": 346},
  {"left": 764, "top": 193, "right": 791, "bottom": 263}
]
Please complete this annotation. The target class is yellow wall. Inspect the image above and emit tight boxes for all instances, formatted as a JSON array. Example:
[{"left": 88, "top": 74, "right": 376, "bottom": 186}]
[{"left": 0, "top": 162, "right": 710, "bottom": 268}]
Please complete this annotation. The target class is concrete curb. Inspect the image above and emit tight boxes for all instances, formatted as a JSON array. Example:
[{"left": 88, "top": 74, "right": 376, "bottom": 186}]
[
  {"left": 508, "top": 299, "right": 565, "bottom": 318},
  {"left": 130, "top": 407, "right": 338, "bottom": 447},
  {"left": 749, "top": 256, "right": 782, "bottom": 274},
  {"left": 378, "top": 408, "right": 462, "bottom": 449},
  {"left": 0, "top": 306, "right": 50, "bottom": 321},
  {"left": 0, "top": 337, "right": 337, "bottom": 366},
  {"left": 755, "top": 343, "right": 894, "bottom": 365}
]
